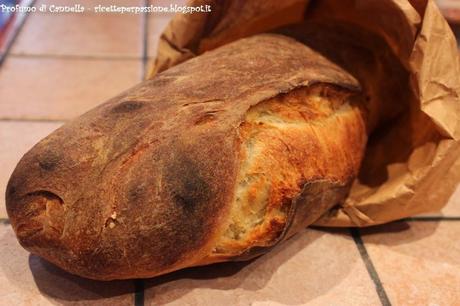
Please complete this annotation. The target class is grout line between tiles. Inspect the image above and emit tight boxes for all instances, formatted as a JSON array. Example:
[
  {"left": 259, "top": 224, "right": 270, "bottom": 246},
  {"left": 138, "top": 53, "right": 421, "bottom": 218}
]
[
  {"left": 0, "top": 0, "right": 36, "bottom": 67},
  {"left": 9, "top": 53, "right": 141, "bottom": 61},
  {"left": 350, "top": 228, "right": 392, "bottom": 306},
  {"left": 141, "top": 0, "right": 149, "bottom": 80},
  {"left": 134, "top": 279, "right": 145, "bottom": 306},
  {"left": 0, "top": 118, "right": 67, "bottom": 124}
]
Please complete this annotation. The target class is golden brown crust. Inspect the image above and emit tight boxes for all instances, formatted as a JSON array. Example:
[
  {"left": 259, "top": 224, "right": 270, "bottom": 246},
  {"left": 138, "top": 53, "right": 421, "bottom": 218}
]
[
  {"left": 207, "top": 84, "right": 367, "bottom": 261},
  {"left": 7, "top": 33, "right": 363, "bottom": 280}
]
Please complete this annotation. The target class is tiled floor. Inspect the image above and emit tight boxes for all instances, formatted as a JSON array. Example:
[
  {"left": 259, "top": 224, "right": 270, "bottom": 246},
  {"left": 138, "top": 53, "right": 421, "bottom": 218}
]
[
  {"left": 0, "top": 56, "right": 140, "bottom": 120},
  {"left": 0, "top": 1, "right": 459, "bottom": 306},
  {"left": 361, "top": 222, "right": 460, "bottom": 305},
  {"left": 143, "top": 229, "right": 383, "bottom": 306},
  {"left": 10, "top": 13, "right": 142, "bottom": 58},
  {"left": 0, "top": 225, "right": 135, "bottom": 305}
]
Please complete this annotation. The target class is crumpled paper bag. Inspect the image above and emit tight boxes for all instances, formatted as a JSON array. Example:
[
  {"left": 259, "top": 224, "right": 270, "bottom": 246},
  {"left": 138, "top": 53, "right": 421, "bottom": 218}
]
[{"left": 149, "top": 0, "right": 460, "bottom": 227}]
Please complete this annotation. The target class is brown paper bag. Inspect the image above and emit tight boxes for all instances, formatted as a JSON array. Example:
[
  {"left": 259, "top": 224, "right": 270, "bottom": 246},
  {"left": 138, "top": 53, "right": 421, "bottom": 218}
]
[{"left": 149, "top": 0, "right": 460, "bottom": 227}]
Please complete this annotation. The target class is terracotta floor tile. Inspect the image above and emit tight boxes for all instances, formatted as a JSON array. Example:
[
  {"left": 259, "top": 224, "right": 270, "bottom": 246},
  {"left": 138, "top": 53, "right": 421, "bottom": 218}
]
[
  {"left": 0, "top": 56, "right": 141, "bottom": 120},
  {"left": 0, "top": 224, "right": 135, "bottom": 305},
  {"left": 361, "top": 221, "right": 460, "bottom": 305},
  {"left": 11, "top": 13, "right": 142, "bottom": 58},
  {"left": 0, "top": 121, "right": 63, "bottom": 219},
  {"left": 144, "top": 228, "right": 381, "bottom": 305}
]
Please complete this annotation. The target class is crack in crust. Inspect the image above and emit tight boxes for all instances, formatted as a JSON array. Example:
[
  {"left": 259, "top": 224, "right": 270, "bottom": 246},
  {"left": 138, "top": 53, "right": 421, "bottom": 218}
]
[{"left": 212, "top": 84, "right": 367, "bottom": 257}]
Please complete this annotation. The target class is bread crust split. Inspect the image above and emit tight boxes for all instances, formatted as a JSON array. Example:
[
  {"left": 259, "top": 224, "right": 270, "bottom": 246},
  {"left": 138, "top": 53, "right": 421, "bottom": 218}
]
[{"left": 6, "top": 33, "right": 367, "bottom": 280}]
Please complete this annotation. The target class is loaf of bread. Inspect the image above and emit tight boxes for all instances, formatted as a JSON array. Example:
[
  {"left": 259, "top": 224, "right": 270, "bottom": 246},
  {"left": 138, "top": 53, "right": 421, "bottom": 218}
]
[{"left": 7, "top": 33, "right": 370, "bottom": 280}]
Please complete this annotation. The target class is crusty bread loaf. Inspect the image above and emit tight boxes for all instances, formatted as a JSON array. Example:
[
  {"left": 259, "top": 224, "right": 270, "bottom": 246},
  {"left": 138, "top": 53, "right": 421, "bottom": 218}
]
[{"left": 7, "top": 33, "right": 368, "bottom": 280}]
